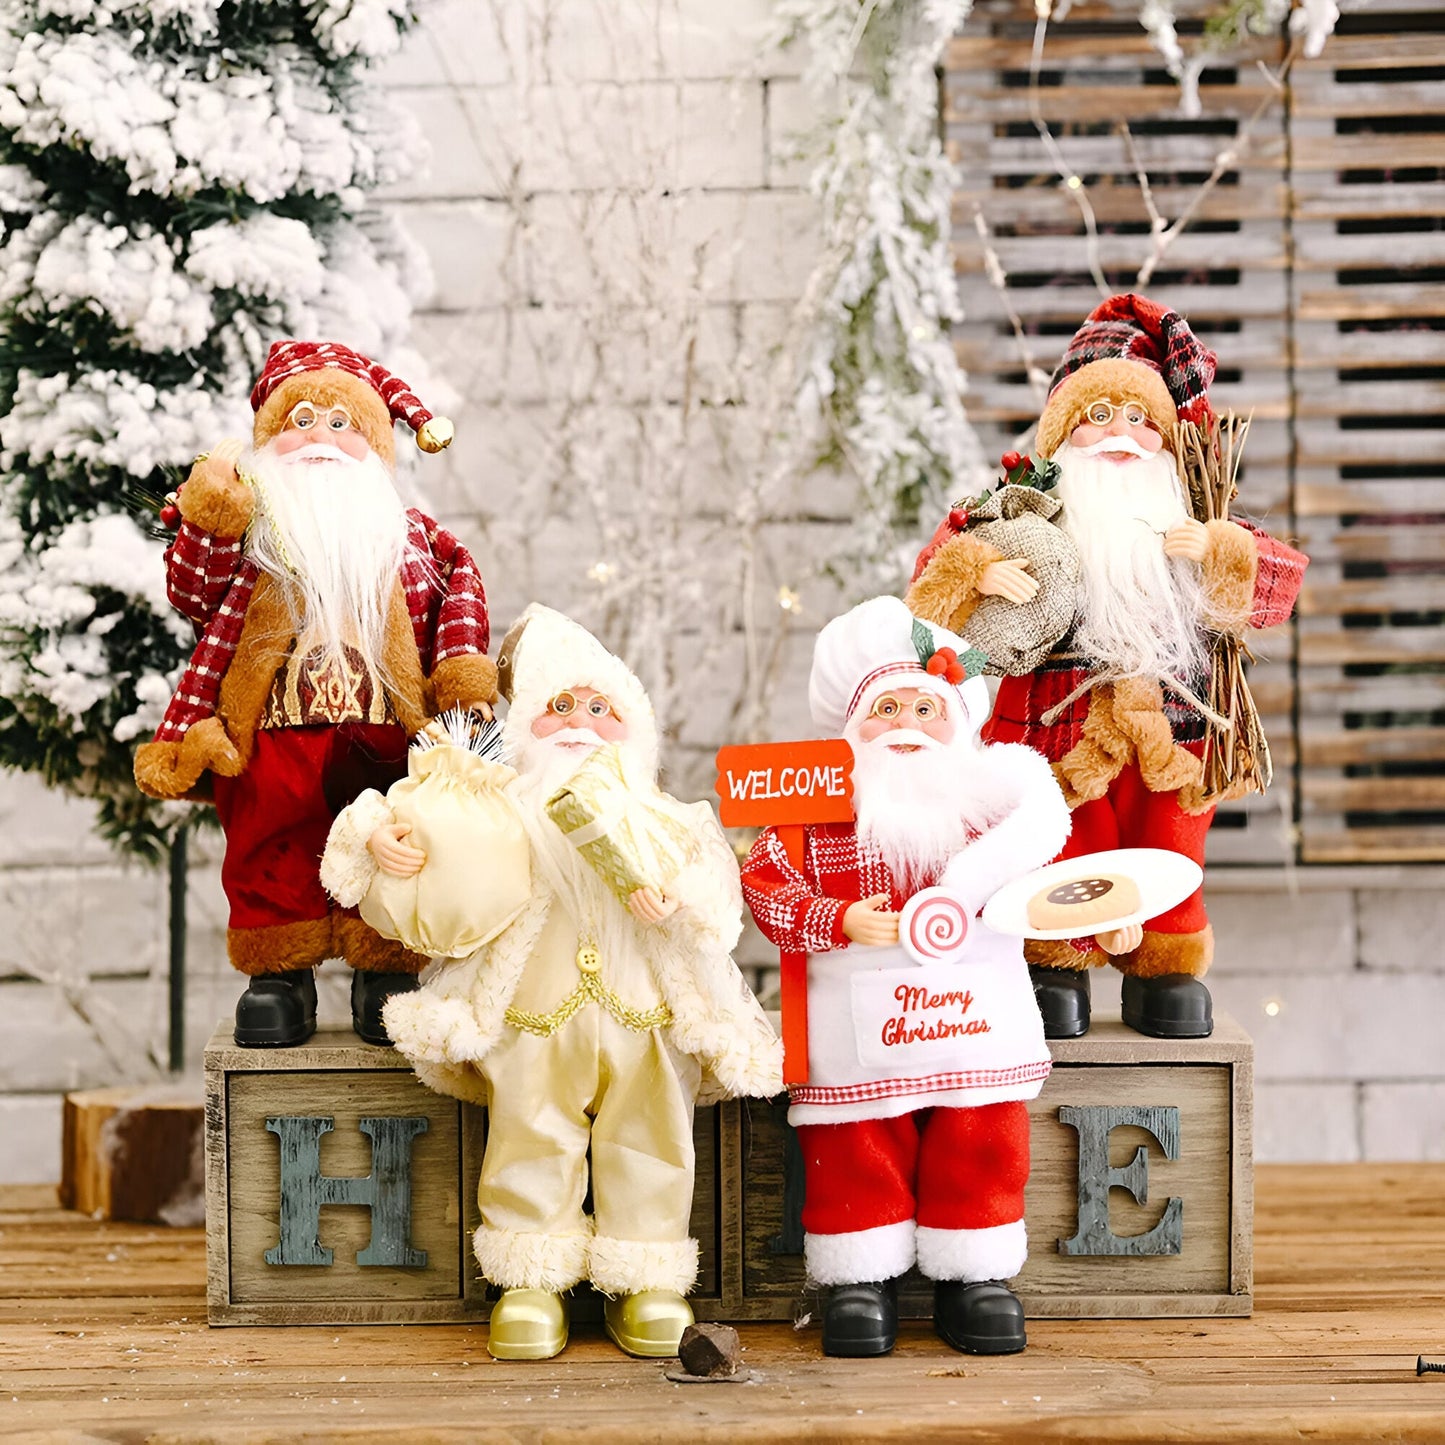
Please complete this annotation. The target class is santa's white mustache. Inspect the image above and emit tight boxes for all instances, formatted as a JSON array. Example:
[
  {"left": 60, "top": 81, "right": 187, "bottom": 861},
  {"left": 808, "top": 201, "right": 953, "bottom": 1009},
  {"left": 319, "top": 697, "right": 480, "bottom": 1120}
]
[
  {"left": 543, "top": 726, "right": 607, "bottom": 749},
  {"left": 1075, "top": 435, "right": 1154, "bottom": 460},
  {"left": 282, "top": 443, "right": 361, "bottom": 465},
  {"left": 865, "top": 728, "right": 944, "bottom": 752}
]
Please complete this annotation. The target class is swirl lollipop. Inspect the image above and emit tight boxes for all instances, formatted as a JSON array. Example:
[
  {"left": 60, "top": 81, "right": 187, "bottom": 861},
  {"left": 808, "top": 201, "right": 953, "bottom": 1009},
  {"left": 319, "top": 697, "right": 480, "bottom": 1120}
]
[{"left": 899, "top": 887, "right": 972, "bottom": 965}]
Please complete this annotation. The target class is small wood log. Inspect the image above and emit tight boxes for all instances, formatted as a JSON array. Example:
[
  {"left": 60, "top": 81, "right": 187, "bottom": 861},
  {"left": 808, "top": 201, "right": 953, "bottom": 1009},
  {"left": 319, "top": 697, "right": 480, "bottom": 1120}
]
[{"left": 60, "top": 1084, "right": 204, "bottom": 1225}]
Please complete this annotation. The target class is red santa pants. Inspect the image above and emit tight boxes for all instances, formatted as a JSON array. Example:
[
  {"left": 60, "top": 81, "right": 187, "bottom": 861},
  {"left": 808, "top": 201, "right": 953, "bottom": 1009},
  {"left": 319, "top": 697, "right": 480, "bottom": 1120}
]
[
  {"left": 1057, "top": 762, "right": 1216, "bottom": 934},
  {"left": 794, "top": 1101, "right": 1031, "bottom": 1286},
  {"left": 212, "top": 723, "right": 409, "bottom": 972}
]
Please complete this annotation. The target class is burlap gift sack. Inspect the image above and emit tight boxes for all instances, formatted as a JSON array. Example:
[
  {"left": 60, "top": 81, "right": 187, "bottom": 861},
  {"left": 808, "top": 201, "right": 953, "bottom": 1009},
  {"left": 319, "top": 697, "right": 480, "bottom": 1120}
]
[
  {"left": 545, "top": 743, "right": 698, "bottom": 904},
  {"left": 963, "top": 485, "right": 1080, "bottom": 676},
  {"left": 361, "top": 743, "right": 530, "bottom": 959}
]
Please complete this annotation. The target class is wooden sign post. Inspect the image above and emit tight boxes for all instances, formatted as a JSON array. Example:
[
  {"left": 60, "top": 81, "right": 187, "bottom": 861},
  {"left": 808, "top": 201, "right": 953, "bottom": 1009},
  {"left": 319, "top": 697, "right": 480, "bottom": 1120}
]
[{"left": 715, "top": 739, "right": 855, "bottom": 1086}]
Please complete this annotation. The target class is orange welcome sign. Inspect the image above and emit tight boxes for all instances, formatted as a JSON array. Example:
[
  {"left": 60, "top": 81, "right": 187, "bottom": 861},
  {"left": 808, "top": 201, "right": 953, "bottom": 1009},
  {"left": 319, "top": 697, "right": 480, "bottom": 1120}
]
[
  {"left": 715, "top": 739, "right": 856, "bottom": 1087},
  {"left": 714, "top": 739, "right": 855, "bottom": 828}
]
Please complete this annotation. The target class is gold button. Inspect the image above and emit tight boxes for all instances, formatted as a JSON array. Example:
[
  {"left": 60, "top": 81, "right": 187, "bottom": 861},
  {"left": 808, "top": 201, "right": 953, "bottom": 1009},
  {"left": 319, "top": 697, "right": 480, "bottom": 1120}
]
[{"left": 576, "top": 944, "right": 601, "bottom": 975}]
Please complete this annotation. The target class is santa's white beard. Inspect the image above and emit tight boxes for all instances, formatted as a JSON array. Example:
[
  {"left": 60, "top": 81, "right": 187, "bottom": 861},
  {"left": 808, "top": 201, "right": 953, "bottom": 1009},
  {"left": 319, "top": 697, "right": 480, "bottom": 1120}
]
[
  {"left": 510, "top": 727, "right": 613, "bottom": 804},
  {"left": 245, "top": 441, "right": 410, "bottom": 676},
  {"left": 847, "top": 724, "right": 998, "bottom": 892},
  {"left": 509, "top": 726, "right": 656, "bottom": 959},
  {"left": 1053, "top": 439, "right": 1206, "bottom": 680}
]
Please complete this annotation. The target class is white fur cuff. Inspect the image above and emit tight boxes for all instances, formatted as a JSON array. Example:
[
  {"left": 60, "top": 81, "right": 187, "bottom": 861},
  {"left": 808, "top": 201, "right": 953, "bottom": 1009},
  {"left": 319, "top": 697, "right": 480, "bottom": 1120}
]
[
  {"left": 320, "top": 788, "right": 393, "bottom": 908},
  {"left": 916, "top": 1220, "right": 1027, "bottom": 1283},
  {"left": 474, "top": 1225, "right": 590, "bottom": 1293},
  {"left": 804, "top": 1219, "right": 916, "bottom": 1287},
  {"left": 706, "top": 1031, "right": 784, "bottom": 1102},
  {"left": 589, "top": 1234, "right": 699, "bottom": 1297}
]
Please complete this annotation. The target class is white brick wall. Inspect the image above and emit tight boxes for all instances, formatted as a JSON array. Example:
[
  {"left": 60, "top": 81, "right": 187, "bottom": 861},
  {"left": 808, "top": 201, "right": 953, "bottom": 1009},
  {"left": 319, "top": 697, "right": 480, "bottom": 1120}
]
[{"left": 1, "top": 0, "right": 1442, "bottom": 1181}]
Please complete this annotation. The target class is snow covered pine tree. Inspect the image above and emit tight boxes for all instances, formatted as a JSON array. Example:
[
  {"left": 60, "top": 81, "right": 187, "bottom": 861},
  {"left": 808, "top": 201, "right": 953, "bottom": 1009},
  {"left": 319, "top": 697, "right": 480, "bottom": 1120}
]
[{"left": 0, "top": 0, "right": 432, "bottom": 858}]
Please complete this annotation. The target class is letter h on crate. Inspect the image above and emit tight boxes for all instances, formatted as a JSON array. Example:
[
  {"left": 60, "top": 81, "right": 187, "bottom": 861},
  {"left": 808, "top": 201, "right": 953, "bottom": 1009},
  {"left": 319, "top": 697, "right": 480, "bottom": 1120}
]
[{"left": 205, "top": 1027, "right": 488, "bottom": 1324}]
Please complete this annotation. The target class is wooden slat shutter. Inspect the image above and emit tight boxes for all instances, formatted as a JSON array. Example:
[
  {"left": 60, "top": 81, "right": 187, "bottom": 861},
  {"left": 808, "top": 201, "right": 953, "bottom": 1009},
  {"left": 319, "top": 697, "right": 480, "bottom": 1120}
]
[
  {"left": 1290, "top": 6, "right": 1445, "bottom": 861},
  {"left": 946, "top": 0, "right": 1445, "bottom": 864}
]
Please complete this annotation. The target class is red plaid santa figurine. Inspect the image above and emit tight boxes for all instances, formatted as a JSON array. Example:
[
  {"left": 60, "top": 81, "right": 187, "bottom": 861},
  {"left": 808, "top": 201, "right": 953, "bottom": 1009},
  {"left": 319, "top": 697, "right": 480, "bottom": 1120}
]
[
  {"left": 134, "top": 341, "right": 497, "bottom": 1048},
  {"left": 909, "top": 294, "right": 1307, "bottom": 1041},
  {"left": 740, "top": 596, "right": 1073, "bottom": 1358}
]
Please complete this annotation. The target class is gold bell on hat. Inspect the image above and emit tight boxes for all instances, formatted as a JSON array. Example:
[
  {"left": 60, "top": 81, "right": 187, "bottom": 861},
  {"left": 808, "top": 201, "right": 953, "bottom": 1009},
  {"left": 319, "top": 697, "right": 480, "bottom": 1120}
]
[{"left": 417, "top": 415, "right": 454, "bottom": 453}]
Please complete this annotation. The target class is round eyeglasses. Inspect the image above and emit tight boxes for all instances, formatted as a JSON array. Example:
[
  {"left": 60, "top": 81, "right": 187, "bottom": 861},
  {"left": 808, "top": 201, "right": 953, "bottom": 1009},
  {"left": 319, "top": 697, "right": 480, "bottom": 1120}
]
[
  {"left": 547, "top": 690, "right": 618, "bottom": 721},
  {"left": 868, "top": 693, "right": 945, "bottom": 724},
  {"left": 1082, "top": 398, "right": 1155, "bottom": 430},
  {"left": 286, "top": 401, "right": 356, "bottom": 435}
]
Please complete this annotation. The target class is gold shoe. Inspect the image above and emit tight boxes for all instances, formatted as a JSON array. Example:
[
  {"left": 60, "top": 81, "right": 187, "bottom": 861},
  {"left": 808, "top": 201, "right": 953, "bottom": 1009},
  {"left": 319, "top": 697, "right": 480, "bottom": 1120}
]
[
  {"left": 487, "top": 1289, "right": 569, "bottom": 1360},
  {"left": 603, "top": 1289, "right": 694, "bottom": 1358}
]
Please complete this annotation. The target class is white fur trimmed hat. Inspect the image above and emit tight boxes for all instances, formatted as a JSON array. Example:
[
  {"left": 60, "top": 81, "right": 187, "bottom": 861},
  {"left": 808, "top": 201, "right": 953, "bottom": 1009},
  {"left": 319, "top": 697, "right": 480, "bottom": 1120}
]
[
  {"left": 497, "top": 604, "right": 658, "bottom": 776},
  {"left": 808, "top": 596, "right": 990, "bottom": 739}
]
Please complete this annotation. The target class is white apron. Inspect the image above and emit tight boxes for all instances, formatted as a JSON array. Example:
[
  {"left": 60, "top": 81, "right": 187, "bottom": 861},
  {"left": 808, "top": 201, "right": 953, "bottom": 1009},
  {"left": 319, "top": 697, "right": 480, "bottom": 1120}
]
[{"left": 786, "top": 920, "right": 1051, "bottom": 1127}]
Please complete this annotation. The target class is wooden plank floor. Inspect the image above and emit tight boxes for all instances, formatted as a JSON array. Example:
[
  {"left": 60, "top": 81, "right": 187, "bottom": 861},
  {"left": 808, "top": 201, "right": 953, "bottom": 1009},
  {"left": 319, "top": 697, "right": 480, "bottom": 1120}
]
[{"left": 4, "top": 1164, "right": 1445, "bottom": 1443}]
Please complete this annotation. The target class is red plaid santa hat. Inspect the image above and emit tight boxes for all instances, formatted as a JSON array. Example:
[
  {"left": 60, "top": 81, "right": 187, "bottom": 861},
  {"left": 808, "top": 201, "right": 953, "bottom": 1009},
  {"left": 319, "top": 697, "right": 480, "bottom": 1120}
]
[
  {"left": 1035, "top": 293, "right": 1216, "bottom": 458},
  {"left": 250, "top": 340, "right": 453, "bottom": 466}
]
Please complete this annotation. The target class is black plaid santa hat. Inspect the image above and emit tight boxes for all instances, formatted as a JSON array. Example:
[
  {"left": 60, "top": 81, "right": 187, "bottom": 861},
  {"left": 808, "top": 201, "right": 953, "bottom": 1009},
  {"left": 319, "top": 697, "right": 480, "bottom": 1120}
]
[{"left": 1035, "top": 293, "right": 1217, "bottom": 457}]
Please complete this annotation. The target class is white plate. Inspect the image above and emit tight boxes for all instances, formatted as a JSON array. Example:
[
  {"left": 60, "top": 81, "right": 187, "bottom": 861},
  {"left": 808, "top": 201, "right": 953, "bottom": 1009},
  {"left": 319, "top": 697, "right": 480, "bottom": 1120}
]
[{"left": 981, "top": 848, "right": 1204, "bottom": 940}]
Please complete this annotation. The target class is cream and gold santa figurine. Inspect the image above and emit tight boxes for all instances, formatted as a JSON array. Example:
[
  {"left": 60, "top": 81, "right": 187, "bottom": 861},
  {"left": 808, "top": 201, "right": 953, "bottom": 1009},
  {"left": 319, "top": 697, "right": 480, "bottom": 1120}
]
[
  {"left": 133, "top": 340, "right": 496, "bottom": 1048},
  {"left": 909, "top": 294, "right": 1307, "bottom": 1040},
  {"left": 321, "top": 604, "right": 781, "bottom": 1361}
]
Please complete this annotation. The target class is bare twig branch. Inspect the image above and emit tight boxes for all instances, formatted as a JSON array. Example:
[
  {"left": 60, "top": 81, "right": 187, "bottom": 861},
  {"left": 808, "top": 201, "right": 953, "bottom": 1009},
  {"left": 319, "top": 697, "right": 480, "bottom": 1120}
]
[
  {"left": 973, "top": 207, "right": 1051, "bottom": 414},
  {"left": 1027, "top": 9, "right": 1109, "bottom": 297},
  {"left": 1137, "top": 31, "right": 1306, "bottom": 288}
]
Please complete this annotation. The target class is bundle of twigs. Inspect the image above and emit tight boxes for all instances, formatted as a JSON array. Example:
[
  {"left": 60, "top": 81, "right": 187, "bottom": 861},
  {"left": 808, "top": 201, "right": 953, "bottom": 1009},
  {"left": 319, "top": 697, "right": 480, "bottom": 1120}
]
[{"left": 1176, "top": 412, "right": 1273, "bottom": 804}]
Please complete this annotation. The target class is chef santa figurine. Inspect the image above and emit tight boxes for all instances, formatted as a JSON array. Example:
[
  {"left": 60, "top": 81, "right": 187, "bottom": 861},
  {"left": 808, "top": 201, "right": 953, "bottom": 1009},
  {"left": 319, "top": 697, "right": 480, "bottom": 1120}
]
[
  {"left": 133, "top": 341, "right": 497, "bottom": 1048},
  {"left": 323, "top": 605, "right": 782, "bottom": 1360},
  {"left": 740, "top": 595, "right": 1108, "bottom": 1358},
  {"left": 908, "top": 294, "right": 1307, "bottom": 1040}
]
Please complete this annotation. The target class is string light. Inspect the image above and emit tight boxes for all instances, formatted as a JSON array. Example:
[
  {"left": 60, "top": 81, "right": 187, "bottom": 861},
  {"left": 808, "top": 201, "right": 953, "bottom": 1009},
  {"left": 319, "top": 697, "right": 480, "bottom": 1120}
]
[
  {"left": 1263, "top": 999, "right": 1282, "bottom": 1018},
  {"left": 587, "top": 561, "right": 616, "bottom": 584},
  {"left": 778, "top": 586, "right": 801, "bottom": 613}
]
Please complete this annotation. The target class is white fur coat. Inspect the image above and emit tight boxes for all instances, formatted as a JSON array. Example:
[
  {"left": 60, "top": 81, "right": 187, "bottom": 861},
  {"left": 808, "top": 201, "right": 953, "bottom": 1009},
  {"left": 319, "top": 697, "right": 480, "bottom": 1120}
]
[{"left": 323, "top": 787, "right": 782, "bottom": 1108}]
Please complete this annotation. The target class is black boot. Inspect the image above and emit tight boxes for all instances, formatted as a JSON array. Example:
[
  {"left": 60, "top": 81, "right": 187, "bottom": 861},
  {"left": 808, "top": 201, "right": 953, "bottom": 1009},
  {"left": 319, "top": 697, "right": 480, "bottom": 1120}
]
[
  {"left": 1029, "top": 965, "right": 1091, "bottom": 1038},
  {"left": 234, "top": 970, "right": 317, "bottom": 1048},
  {"left": 351, "top": 970, "right": 420, "bottom": 1046},
  {"left": 1121, "top": 973, "right": 1213, "bottom": 1039},
  {"left": 821, "top": 1278, "right": 898, "bottom": 1358},
  {"left": 934, "top": 1279, "right": 1026, "bottom": 1355}
]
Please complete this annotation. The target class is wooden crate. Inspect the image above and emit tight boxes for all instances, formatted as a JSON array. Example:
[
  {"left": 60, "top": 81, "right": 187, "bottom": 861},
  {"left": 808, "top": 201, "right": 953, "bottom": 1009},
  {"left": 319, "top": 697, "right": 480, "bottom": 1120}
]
[
  {"left": 206, "top": 1015, "right": 1250, "bottom": 1325},
  {"left": 742, "top": 1014, "right": 1253, "bottom": 1321},
  {"left": 204, "top": 1027, "right": 724, "bottom": 1326},
  {"left": 206, "top": 1028, "right": 483, "bottom": 1324}
]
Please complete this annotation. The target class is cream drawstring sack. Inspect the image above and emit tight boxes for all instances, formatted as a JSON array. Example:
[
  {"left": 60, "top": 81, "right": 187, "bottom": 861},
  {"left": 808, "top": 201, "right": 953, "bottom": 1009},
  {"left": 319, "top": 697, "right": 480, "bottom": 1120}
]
[{"left": 325, "top": 739, "right": 531, "bottom": 960}]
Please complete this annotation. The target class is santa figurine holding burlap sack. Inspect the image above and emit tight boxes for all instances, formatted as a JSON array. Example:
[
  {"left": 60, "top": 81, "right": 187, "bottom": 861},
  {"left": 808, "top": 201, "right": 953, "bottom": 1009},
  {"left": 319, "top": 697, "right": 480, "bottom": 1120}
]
[
  {"left": 740, "top": 596, "right": 1074, "bottom": 1360},
  {"left": 908, "top": 294, "right": 1307, "bottom": 1041},
  {"left": 132, "top": 341, "right": 498, "bottom": 1048},
  {"left": 322, "top": 604, "right": 781, "bottom": 1362}
]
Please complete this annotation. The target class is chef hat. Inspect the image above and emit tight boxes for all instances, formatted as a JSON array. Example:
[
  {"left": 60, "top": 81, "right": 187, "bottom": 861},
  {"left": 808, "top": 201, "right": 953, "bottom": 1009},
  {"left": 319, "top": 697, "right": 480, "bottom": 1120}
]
[{"left": 808, "top": 596, "right": 990, "bottom": 740}]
